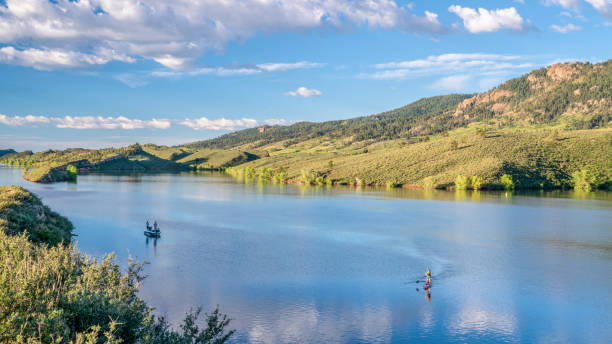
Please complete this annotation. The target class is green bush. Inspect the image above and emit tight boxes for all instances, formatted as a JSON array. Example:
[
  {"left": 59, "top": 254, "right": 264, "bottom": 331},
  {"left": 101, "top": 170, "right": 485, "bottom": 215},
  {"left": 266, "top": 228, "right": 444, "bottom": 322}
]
[
  {"left": 0, "top": 187, "right": 235, "bottom": 344},
  {"left": 0, "top": 232, "right": 234, "bottom": 344},
  {"left": 571, "top": 169, "right": 596, "bottom": 191},
  {"left": 386, "top": 181, "right": 399, "bottom": 188},
  {"left": 501, "top": 174, "right": 515, "bottom": 190},
  {"left": 469, "top": 176, "right": 484, "bottom": 190},
  {"left": 454, "top": 175, "right": 468, "bottom": 190},
  {"left": 66, "top": 164, "right": 78, "bottom": 181}
]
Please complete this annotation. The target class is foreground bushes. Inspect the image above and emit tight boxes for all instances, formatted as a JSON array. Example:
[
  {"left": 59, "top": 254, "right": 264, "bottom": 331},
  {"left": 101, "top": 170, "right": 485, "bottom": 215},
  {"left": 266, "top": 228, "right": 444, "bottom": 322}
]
[
  {"left": 0, "top": 186, "right": 234, "bottom": 344},
  {"left": 0, "top": 233, "right": 234, "bottom": 344}
]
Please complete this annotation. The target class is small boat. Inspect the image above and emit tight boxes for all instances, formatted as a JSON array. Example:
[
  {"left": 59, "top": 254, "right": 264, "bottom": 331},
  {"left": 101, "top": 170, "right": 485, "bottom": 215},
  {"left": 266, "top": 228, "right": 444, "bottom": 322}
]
[{"left": 144, "top": 220, "right": 161, "bottom": 237}]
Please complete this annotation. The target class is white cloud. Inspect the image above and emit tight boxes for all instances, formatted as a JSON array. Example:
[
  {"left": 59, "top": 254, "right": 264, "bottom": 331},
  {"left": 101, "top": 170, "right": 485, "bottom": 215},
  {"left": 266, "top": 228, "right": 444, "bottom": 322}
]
[
  {"left": 0, "top": 46, "right": 127, "bottom": 70},
  {"left": 0, "top": 113, "right": 289, "bottom": 131},
  {"left": 0, "top": 0, "right": 445, "bottom": 71},
  {"left": 284, "top": 87, "right": 322, "bottom": 98},
  {"left": 179, "top": 117, "right": 258, "bottom": 131},
  {"left": 363, "top": 53, "right": 532, "bottom": 80},
  {"left": 551, "top": 23, "right": 582, "bottom": 32},
  {"left": 546, "top": 0, "right": 582, "bottom": 11},
  {"left": 430, "top": 74, "right": 471, "bottom": 91},
  {"left": 585, "top": 0, "right": 612, "bottom": 18},
  {"left": 448, "top": 5, "right": 525, "bottom": 33},
  {"left": 147, "top": 61, "right": 325, "bottom": 80},
  {"left": 0, "top": 114, "right": 50, "bottom": 126},
  {"left": 257, "top": 61, "right": 325, "bottom": 72},
  {"left": 0, "top": 114, "right": 170, "bottom": 129},
  {"left": 54, "top": 116, "right": 171, "bottom": 129}
]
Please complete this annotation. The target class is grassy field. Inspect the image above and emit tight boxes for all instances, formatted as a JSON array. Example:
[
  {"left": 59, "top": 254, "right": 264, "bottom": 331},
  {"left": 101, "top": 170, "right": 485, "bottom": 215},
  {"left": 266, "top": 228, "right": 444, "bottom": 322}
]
[{"left": 231, "top": 128, "right": 612, "bottom": 189}]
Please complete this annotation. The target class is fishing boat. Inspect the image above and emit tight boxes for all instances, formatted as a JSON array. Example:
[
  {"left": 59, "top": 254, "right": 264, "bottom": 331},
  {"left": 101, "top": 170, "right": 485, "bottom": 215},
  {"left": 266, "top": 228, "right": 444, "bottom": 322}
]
[{"left": 144, "top": 220, "right": 161, "bottom": 237}]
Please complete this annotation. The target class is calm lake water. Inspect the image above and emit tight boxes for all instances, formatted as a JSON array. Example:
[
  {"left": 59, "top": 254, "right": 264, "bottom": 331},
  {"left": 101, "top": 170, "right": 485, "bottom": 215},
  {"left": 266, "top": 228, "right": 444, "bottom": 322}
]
[{"left": 1, "top": 166, "right": 611, "bottom": 343}]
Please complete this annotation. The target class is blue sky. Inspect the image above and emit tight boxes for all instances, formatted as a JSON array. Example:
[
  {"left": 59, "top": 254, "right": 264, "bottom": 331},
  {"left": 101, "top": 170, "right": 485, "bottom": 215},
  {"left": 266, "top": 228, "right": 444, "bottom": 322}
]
[{"left": 0, "top": 0, "right": 611, "bottom": 151}]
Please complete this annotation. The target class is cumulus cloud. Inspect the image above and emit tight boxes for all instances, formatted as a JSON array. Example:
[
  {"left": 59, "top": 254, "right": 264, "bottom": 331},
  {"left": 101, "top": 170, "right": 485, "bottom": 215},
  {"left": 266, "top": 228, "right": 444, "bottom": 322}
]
[
  {"left": 551, "top": 23, "right": 582, "bottom": 32},
  {"left": 0, "top": 114, "right": 170, "bottom": 129},
  {"left": 430, "top": 74, "right": 471, "bottom": 91},
  {"left": 53, "top": 116, "right": 171, "bottom": 130},
  {"left": 0, "top": 113, "right": 289, "bottom": 131},
  {"left": 448, "top": 5, "right": 525, "bottom": 33},
  {"left": 0, "top": 114, "right": 51, "bottom": 126},
  {"left": 0, "top": 0, "right": 445, "bottom": 70},
  {"left": 585, "top": 0, "right": 612, "bottom": 18},
  {"left": 179, "top": 117, "right": 258, "bottom": 131},
  {"left": 284, "top": 87, "right": 322, "bottom": 98},
  {"left": 0, "top": 47, "right": 127, "bottom": 70},
  {"left": 363, "top": 53, "right": 532, "bottom": 80}
]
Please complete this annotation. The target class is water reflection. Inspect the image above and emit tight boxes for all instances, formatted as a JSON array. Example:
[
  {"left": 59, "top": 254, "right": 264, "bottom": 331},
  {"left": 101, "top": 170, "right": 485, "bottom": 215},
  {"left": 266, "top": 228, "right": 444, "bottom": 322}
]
[{"left": 0, "top": 167, "right": 611, "bottom": 343}]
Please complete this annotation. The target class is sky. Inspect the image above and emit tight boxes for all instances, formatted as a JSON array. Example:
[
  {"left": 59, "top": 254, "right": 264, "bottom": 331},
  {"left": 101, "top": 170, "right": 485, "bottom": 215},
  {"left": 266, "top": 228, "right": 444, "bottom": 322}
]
[{"left": 0, "top": 0, "right": 611, "bottom": 151}]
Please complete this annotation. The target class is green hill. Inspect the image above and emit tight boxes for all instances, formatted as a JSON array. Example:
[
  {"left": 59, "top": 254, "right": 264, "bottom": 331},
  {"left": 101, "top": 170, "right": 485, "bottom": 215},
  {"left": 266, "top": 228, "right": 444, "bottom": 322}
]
[
  {"left": 0, "top": 185, "right": 73, "bottom": 245},
  {"left": 3, "top": 60, "right": 611, "bottom": 189}
]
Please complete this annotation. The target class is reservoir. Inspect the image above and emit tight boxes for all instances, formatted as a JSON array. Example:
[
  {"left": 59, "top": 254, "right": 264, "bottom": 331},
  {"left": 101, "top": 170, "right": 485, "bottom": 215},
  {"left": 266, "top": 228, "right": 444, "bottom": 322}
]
[{"left": 1, "top": 166, "right": 610, "bottom": 343}]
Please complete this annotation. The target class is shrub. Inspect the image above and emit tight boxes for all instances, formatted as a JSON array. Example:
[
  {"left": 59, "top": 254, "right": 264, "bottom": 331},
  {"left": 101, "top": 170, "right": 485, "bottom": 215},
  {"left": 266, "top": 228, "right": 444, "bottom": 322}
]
[
  {"left": 273, "top": 171, "right": 288, "bottom": 183},
  {"left": 386, "top": 181, "right": 399, "bottom": 188},
  {"left": 501, "top": 174, "right": 515, "bottom": 190},
  {"left": 0, "top": 187, "right": 235, "bottom": 344},
  {"left": 454, "top": 175, "right": 468, "bottom": 190},
  {"left": 450, "top": 140, "right": 459, "bottom": 151},
  {"left": 244, "top": 166, "right": 256, "bottom": 179},
  {"left": 66, "top": 164, "right": 78, "bottom": 181},
  {"left": 572, "top": 169, "right": 596, "bottom": 191},
  {"left": 423, "top": 176, "right": 436, "bottom": 189},
  {"left": 469, "top": 175, "right": 484, "bottom": 190}
]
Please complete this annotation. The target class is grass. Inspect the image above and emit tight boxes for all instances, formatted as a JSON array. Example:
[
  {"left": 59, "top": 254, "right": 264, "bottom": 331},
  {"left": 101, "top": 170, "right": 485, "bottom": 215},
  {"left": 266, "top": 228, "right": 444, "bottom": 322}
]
[
  {"left": 0, "top": 185, "right": 73, "bottom": 245},
  {"left": 232, "top": 128, "right": 612, "bottom": 189}
]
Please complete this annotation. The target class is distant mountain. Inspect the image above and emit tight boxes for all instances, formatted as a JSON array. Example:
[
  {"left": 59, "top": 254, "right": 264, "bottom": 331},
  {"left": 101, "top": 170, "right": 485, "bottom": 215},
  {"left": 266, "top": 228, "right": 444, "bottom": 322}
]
[
  {"left": 0, "top": 149, "right": 16, "bottom": 158},
  {"left": 185, "top": 60, "right": 611, "bottom": 150}
]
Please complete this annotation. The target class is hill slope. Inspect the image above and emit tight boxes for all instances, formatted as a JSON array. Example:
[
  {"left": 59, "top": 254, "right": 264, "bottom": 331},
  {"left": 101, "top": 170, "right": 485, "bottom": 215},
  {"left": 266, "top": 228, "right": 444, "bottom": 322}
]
[
  {"left": 0, "top": 185, "right": 73, "bottom": 244},
  {"left": 215, "top": 60, "right": 612, "bottom": 189},
  {"left": 2, "top": 60, "right": 611, "bottom": 189}
]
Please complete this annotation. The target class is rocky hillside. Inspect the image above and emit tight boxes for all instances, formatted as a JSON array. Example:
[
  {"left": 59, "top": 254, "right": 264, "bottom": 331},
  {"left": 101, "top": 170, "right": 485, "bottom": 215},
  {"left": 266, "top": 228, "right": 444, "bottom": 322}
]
[
  {"left": 185, "top": 60, "right": 611, "bottom": 151},
  {"left": 453, "top": 61, "right": 611, "bottom": 129}
]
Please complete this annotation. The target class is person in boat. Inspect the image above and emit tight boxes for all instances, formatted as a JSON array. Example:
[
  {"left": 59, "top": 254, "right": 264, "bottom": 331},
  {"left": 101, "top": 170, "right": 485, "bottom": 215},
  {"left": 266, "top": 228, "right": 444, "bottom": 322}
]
[
  {"left": 146, "top": 220, "right": 150, "bottom": 228},
  {"left": 154, "top": 221, "right": 158, "bottom": 231},
  {"left": 425, "top": 268, "right": 432, "bottom": 286}
]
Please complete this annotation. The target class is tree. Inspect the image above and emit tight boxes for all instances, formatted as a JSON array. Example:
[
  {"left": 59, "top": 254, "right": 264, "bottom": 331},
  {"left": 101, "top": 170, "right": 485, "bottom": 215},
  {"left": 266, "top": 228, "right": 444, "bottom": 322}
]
[
  {"left": 501, "top": 174, "right": 514, "bottom": 190},
  {"left": 469, "top": 176, "right": 483, "bottom": 190},
  {"left": 66, "top": 164, "right": 78, "bottom": 182},
  {"left": 454, "top": 175, "right": 468, "bottom": 190},
  {"left": 571, "top": 169, "right": 596, "bottom": 191}
]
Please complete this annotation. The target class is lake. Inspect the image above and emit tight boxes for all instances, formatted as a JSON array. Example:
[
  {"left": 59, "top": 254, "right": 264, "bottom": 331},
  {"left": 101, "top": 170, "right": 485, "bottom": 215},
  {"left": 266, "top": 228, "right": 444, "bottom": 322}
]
[{"left": 1, "top": 166, "right": 611, "bottom": 343}]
